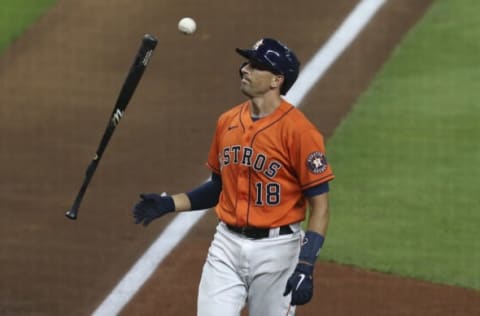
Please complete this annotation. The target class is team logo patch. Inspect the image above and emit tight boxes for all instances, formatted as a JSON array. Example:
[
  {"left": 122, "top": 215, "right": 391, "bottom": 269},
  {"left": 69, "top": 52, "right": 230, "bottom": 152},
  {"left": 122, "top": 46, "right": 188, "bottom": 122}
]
[{"left": 306, "top": 152, "right": 328, "bottom": 174}]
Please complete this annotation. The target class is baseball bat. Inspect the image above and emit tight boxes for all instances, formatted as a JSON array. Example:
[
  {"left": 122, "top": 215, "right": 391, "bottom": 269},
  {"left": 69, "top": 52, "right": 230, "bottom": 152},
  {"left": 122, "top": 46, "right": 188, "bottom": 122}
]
[{"left": 65, "top": 34, "right": 158, "bottom": 220}]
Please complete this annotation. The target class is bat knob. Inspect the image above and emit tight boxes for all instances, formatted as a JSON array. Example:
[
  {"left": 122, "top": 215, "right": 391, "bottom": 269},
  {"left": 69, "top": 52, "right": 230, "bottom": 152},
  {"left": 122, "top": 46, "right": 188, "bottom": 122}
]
[{"left": 65, "top": 209, "right": 78, "bottom": 220}]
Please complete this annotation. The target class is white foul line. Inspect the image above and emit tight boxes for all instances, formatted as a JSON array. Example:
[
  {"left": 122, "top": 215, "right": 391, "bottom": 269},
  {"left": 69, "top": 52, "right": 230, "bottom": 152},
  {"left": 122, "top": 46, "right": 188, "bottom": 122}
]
[{"left": 92, "top": 1, "right": 387, "bottom": 315}]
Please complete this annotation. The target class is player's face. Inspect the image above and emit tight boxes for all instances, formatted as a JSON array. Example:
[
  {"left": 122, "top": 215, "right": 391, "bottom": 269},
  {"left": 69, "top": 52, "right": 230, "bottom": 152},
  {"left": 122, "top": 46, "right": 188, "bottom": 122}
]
[{"left": 239, "top": 62, "right": 282, "bottom": 97}]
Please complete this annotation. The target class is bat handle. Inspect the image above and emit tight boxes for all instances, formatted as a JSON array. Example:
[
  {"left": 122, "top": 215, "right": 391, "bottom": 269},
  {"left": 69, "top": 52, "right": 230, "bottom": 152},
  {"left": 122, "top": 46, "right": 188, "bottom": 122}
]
[
  {"left": 65, "top": 194, "right": 83, "bottom": 219},
  {"left": 65, "top": 158, "right": 98, "bottom": 220},
  {"left": 65, "top": 208, "right": 78, "bottom": 220},
  {"left": 65, "top": 170, "right": 91, "bottom": 220},
  {"left": 65, "top": 190, "right": 85, "bottom": 220},
  {"left": 65, "top": 195, "right": 83, "bottom": 220}
]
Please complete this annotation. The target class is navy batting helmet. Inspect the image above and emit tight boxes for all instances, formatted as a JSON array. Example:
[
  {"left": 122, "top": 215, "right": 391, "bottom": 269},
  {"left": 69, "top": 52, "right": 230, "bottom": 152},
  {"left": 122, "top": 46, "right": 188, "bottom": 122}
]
[{"left": 236, "top": 38, "right": 300, "bottom": 95}]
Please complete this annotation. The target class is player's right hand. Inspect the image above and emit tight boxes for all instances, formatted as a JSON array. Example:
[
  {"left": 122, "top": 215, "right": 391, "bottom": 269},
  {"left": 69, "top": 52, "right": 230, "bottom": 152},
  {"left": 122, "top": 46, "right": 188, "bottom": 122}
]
[{"left": 132, "top": 193, "right": 175, "bottom": 226}]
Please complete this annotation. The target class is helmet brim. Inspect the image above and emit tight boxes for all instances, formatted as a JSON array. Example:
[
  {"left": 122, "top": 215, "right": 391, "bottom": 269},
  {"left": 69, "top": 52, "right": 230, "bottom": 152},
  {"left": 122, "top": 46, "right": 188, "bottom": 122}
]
[{"left": 235, "top": 48, "right": 255, "bottom": 60}]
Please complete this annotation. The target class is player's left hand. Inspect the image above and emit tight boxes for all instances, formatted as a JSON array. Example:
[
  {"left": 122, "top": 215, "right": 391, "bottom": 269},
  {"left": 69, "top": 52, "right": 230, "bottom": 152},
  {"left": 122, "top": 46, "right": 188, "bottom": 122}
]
[{"left": 283, "top": 262, "right": 314, "bottom": 305}]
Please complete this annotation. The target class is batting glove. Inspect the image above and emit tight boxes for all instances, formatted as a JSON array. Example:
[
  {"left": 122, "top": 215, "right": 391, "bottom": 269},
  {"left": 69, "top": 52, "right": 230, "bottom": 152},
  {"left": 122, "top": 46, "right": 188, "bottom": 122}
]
[
  {"left": 283, "top": 262, "right": 314, "bottom": 305},
  {"left": 133, "top": 193, "right": 175, "bottom": 226}
]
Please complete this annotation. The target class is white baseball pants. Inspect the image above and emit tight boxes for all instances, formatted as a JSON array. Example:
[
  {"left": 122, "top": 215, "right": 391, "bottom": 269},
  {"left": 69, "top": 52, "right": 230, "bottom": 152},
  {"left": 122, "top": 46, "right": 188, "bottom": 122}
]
[{"left": 197, "top": 221, "right": 302, "bottom": 316}]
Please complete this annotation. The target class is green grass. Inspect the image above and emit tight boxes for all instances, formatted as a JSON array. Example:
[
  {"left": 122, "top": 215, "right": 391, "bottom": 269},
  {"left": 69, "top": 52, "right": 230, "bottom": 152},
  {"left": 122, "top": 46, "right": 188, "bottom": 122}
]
[
  {"left": 0, "top": 0, "right": 57, "bottom": 53},
  {"left": 322, "top": 0, "right": 480, "bottom": 289}
]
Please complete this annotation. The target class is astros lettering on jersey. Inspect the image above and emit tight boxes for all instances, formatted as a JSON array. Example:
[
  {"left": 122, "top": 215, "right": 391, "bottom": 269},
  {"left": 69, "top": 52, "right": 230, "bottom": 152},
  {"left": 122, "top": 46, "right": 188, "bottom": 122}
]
[{"left": 207, "top": 100, "right": 334, "bottom": 228}]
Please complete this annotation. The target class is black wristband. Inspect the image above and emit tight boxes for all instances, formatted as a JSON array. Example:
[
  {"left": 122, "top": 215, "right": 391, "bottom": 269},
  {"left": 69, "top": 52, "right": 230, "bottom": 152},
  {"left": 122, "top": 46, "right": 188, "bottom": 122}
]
[{"left": 299, "top": 231, "right": 325, "bottom": 265}]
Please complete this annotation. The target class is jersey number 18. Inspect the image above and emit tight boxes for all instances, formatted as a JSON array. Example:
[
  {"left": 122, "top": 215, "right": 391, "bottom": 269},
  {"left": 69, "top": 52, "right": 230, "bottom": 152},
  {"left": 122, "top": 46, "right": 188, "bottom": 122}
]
[{"left": 254, "top": 182, "right": 281, "bottom": 206}]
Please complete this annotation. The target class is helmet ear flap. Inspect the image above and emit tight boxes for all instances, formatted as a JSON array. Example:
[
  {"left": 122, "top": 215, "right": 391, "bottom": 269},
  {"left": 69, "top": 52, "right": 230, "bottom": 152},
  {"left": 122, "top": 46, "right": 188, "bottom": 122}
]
[{"left": 238, "top": 62, "right": 248, "bottom": 78}]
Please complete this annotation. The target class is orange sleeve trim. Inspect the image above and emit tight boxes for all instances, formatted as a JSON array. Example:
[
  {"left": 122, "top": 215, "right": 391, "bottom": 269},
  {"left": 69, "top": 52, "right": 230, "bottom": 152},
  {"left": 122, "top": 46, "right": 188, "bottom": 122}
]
[{"left": 206, "top": 161, "right": 220, "bottom": 174}]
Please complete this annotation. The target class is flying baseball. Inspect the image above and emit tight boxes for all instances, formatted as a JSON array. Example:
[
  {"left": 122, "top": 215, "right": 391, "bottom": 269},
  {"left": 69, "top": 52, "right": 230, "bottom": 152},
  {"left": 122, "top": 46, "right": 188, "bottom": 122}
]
[{"left": 178, "top": 17, "right": 196, "bottom": 35}]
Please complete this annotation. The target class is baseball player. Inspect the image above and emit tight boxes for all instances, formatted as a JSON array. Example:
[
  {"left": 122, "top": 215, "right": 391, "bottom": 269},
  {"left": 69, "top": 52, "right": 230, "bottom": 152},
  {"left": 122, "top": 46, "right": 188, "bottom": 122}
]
[{"left": 133, "top": 38, "right": 334, "bottom": 316}]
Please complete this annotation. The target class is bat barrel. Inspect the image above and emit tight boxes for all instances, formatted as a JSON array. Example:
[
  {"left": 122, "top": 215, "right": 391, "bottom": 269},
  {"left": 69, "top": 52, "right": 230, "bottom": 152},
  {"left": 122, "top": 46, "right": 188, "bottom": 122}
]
[{"left": 143, "top": 34, "right": 158, "bottom": 48}]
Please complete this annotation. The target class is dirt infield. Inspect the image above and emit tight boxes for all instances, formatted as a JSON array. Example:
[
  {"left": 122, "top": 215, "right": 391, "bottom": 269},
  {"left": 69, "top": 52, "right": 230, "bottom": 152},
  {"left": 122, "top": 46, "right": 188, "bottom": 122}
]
[{"left": 1, "top": 0, "right": 479, "bottom": 315}]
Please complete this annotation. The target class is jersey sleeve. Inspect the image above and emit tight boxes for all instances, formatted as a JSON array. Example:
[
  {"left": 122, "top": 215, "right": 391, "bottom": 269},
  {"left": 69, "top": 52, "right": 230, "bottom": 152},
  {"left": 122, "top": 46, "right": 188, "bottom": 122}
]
[
  {"left": 292, "top": 127, "right": 335, "bottom": 190},
  {"left": 206, "top": 117, "right": 222, "bottom": 173}
]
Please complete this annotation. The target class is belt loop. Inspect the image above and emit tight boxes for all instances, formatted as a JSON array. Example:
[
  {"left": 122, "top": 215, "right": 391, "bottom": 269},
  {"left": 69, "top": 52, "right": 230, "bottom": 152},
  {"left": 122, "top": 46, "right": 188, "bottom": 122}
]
[
  {"left": 288, "top": 222, "right": 301, "bottom": 234},
  {"left": 268, "top": 227, "right": 280, "bottom": 238}
]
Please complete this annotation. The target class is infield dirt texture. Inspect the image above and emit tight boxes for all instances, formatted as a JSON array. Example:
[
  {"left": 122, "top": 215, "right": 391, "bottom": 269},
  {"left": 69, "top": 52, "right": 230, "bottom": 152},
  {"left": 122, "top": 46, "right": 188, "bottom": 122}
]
[{"left": 0, "top": 0, "right": 479, "bottom": 315}]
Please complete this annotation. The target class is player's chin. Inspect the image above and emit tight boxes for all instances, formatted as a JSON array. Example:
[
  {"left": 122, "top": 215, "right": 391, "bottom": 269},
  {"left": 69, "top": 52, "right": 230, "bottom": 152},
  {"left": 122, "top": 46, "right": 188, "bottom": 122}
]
[
  {"left": 240, "top": 87, "right": 253, "bottom": 98},
  {"left": 240, "top": 82, "right": 252, "bottom": 96}
]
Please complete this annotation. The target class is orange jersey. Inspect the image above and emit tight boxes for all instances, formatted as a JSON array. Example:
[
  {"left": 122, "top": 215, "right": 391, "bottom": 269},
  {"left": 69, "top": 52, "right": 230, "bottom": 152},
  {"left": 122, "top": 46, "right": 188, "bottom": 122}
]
[{"left": 207, "top": 99, "right": 334, "bottom": 227}]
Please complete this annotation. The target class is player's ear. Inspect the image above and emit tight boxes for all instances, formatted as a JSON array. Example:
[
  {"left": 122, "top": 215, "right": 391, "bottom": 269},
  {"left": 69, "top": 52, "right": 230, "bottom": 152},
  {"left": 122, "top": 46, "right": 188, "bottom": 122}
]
[{"left": 271, "top": 74, "right": 285, "bottom": 91}]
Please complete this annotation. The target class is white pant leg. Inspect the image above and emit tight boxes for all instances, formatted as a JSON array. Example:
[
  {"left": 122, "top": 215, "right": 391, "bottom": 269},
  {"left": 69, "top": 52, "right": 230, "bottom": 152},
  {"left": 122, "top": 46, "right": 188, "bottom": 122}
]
[
  {"left": 197, "top": 223, "right": 247, "bottom": 316},
  {"left": 246, "top": 232, "right": 302, "bottom": 316}
]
